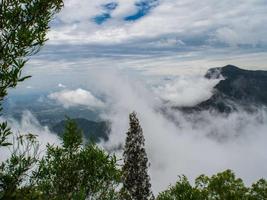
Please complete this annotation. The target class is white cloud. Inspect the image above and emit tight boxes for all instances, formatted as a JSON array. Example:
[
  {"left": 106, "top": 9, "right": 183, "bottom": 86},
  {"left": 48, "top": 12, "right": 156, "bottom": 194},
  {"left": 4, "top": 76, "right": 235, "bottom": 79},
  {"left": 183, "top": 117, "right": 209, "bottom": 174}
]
[
  {"left": 58, "top": 83, "right": 66, "bottom": 88},
  {"left": 82, "top": 68, "right": 267, "bottom": 194},
  {"left": 10, "top": 0, "right": 267, "bottom": 194},
  {"left": 154, "top": 75, "right": 221, "bottom": 107},
  {"left": 111, "top": 0, "right": 137, "bottom": 19},
  {"left": 0, "top": 111, "right": 61, "bottom": 162},
  {"left": 48, "top": 88, "right": 104, "bottom": 109},
  {"left": 48, "top": 0, "right": 267, "bottom": 47},
  {"left": 5, "top": 66, "right": 267, "bottom": 194}
]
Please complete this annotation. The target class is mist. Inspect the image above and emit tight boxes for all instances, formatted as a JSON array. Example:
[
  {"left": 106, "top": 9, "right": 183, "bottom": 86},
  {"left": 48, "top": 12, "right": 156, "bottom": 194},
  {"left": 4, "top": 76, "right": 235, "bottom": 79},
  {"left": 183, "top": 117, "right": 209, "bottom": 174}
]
[
  {"left": 3, "top": 68, "right": 267, "bottom": 194},
  {"left": 84, "top": 69, "right": 267, "bottom": 193},
  {"left": 0, "top": 111, "right": 61, "bottom": 162}
]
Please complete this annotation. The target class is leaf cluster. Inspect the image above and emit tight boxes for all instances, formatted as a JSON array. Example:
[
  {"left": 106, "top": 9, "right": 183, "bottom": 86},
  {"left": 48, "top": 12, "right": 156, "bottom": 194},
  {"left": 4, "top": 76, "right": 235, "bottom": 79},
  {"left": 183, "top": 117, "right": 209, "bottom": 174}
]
[
  {"left": 0, "top": 0, "right": 63, "bottom": 107},
  {"left": 157, "top": 170, "right": 267, "bottom": 200},
  {"left": 33, "top": 119, "right": 121, "bottom": 200}
]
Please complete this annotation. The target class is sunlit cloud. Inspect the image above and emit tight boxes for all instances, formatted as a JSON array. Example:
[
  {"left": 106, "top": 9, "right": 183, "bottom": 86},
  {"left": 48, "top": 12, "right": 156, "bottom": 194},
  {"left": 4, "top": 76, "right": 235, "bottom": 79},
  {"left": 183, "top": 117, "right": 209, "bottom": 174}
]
[{"left": 48, "top": 88, "right": 105, "bottom": 110}]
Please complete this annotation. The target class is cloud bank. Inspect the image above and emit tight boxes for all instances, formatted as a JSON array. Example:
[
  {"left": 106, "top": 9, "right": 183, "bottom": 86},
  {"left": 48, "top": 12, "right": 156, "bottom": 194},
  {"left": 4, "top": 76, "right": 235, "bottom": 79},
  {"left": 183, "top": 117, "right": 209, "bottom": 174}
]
[
  {"left": 48, "top": 88, "right": 104, "bottom": 109},
  {"left": 4, "top": 68, "right": 267, "bottom": 194},
  {"left": 48, "top": 0, "right": 267, "bottom": 48},
  {"left": 154, "top": 75, "right": 221, "bottom": 107},
  {"left": 81, "top": 69, "right": 267, "bottom": 193}
]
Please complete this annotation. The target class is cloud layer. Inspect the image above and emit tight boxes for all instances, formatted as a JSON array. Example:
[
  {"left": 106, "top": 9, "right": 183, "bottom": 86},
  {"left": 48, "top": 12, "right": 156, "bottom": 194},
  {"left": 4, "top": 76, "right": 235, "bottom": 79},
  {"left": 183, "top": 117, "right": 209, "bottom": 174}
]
[
  {"left": 5, "top": 68, "right": 267, "bottom": 194},
  {"left": 49, "top": 0, "right": 267, "bottom": 48},
  {"left": 74, "top": 68, "right": 267, "bottom": 193}
]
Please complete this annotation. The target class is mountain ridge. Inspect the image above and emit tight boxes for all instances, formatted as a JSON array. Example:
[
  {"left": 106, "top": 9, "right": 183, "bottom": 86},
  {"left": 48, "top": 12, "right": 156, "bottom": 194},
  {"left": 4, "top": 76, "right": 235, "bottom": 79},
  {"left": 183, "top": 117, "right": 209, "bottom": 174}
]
[
  {"left": 179, "top": 65, "right": 267, "bottom": 113},
  {"left": 52, "top": 118, "right": 110, "bottom": 142}
]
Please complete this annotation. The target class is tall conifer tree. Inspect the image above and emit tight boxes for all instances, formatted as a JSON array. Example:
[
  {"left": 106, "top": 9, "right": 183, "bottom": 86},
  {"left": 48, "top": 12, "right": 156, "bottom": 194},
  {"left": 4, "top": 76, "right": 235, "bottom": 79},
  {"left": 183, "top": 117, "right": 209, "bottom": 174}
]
[{"left": 122, "top": 112, "right": 154, "bottom": 200}]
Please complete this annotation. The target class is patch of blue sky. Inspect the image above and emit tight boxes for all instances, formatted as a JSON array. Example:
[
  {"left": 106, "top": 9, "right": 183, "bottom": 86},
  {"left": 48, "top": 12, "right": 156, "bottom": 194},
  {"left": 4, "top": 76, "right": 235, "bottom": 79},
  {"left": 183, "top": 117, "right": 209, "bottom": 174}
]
[
  {"left": 93, "top": 2, "right": 118, "bottom": 25},
  {"left": 94, "top": 13, "right": 111, "bottom": 25},
  {"left": 124, "top": 0, "right": 159, "bottom": 21}
]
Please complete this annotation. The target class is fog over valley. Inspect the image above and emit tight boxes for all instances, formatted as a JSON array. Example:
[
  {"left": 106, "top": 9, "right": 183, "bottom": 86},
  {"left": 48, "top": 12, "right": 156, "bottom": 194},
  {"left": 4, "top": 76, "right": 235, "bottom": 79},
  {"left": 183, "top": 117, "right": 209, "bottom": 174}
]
[{"left": 3, "top": 64, "right": 267, "bottom": 193}]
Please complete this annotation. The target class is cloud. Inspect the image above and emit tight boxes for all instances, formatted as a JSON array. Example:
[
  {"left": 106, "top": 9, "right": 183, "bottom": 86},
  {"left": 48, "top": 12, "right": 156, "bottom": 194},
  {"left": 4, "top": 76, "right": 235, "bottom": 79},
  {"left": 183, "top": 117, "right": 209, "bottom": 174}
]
[
  {"left": 154, "top": 75, "right": 221, "bottom": 107},
  {"left": 5, "top": 66, "right": 267, "bottom": 194},
  {"left": 48, "top": 88, "right": 105, "bottom": 109},
  {"left": 0, "top": 111, "right": 60, "bottom": 162},
  {"left": 58, "top": 83, "right": 66, "bottom": 88},
  {"left": 81, "top": 68, "right": 267, "bottom": 194},
  {"left": 26, "top": 86, "right": 33, "bottom": 89},
  {"left": 215, "top": 27, "right": 240, "bottom": 46},
  {"left": 48, "top": 0, "right": 267, "bottom": 48},
  {"left": 8, "top": 0, "right": 267, "bottom": 194}
]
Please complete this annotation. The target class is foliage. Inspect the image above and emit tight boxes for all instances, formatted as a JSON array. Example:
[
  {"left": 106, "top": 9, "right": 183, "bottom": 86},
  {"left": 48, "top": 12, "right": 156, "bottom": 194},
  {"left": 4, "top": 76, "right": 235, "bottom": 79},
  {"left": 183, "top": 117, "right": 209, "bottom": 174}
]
[
  {"left": 0, "top": 0, "right": 63, "bottom": 107},
  {"left": 249, "top": 179, "right": 267, "bottom": 200},
  {"left": 62, "top": 118, "right": 83, "bottom": 150},
  {"left": 0, "top": 134, "right": 40, "bottom": 199},
  {"left": 0, "top": 121, "right": 12, "bottom": 147},
  {"left": 157, "top": 170, "right": 267, "bottom": 200},
  {"left": 0, "top": 0, "right": 63, "bottom": 149},
  {"left": 0, "top": 0, "right": 63, "bottom": 198},
  {"left": 122, "top": 112, "right": 154, "bottom": 200},
  {"left": 157, "top": 176, "right": 203, "bottom": 200},
  {"left": 0, "top": 0, "right": 64, "bottom": 168},
  {"left": 52, "top": 118, "right": 110, "bottom": 142},
  {"left": 33, "top": 119, "right": 121, "bottom": 200},
  {"left": 195, "top": 169, "right": 249, "bottom": 199}
]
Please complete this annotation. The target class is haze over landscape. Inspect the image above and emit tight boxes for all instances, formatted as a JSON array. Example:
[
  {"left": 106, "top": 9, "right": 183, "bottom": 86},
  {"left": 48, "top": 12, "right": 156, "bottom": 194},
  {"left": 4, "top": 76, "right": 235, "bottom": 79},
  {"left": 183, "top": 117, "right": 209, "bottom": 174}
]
[{"left": 2, "top": 0, "right": 267, "bottom": 194}]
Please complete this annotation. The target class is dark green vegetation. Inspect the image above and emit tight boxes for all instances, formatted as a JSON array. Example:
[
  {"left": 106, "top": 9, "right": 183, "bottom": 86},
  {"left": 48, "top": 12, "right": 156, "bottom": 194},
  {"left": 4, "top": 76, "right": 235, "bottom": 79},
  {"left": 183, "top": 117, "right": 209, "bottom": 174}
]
[
  {"left": 206, "top": 65, "right": 267, "bottom": 106},
  {"left": 158, "top": 170, "right": 267, "bottom": 200},
  {"left": 0, "top": 0, "right": 63, "bottom": 145},
  {"left": 1, "top": 0, "right": 267, "bottom": 199},
  {"left": 0, "top": 0, "right": 63, "bottom": 106},
  {"left": 52, "top": 118, "right": 110, "bottom": 142},
  {"left": 0, "top": 119, "right": 120, "bottom": 199},
  {"left": 33, "top": 119, "right": 121, "bottom": 199},
  {"left": 184, "top": 65, "right": 267, "bottom": 113},
  {"left": 121, "top": 112, "right": 154, "bottom": 200}
]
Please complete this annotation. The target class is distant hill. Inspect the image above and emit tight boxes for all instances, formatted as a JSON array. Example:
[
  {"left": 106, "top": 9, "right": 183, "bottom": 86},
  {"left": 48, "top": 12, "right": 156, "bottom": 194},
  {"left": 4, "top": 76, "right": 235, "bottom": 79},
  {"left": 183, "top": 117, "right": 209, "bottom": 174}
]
[
  {"left": 52, "top": 118, "right": 111, "bottom": 142},
  {"left": 3, "top": 94, "right": 110, "bottom": 143},
  {"left": 180, "top": 65, "right": 267, "bottom": 113},
  {"left": 3, "top": 94, "right": 100, "bottom": 126}
]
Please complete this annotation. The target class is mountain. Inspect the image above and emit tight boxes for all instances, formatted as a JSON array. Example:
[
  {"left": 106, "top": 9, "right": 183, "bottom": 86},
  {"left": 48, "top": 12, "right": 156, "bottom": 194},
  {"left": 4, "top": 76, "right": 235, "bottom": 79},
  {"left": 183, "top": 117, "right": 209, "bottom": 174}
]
[
  {"left": 52, "top": 118, "right": 111, "bottom": 142},
  {"left": 181, "top": 65, "right": 267, "bottom": 113}
]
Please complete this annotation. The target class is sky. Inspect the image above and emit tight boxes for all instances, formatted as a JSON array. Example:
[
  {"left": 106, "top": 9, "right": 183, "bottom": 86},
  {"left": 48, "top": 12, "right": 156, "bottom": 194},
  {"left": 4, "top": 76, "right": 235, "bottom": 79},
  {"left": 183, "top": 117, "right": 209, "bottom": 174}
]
[
  {"left": 12, "top": 0, "right": 267, "bottom": 94},
  {"left": 49, "top": 0, "right": 267, "bottom": 47},
  {"left": 4, "top": 0, "right": 267, "bottom": 194}
]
